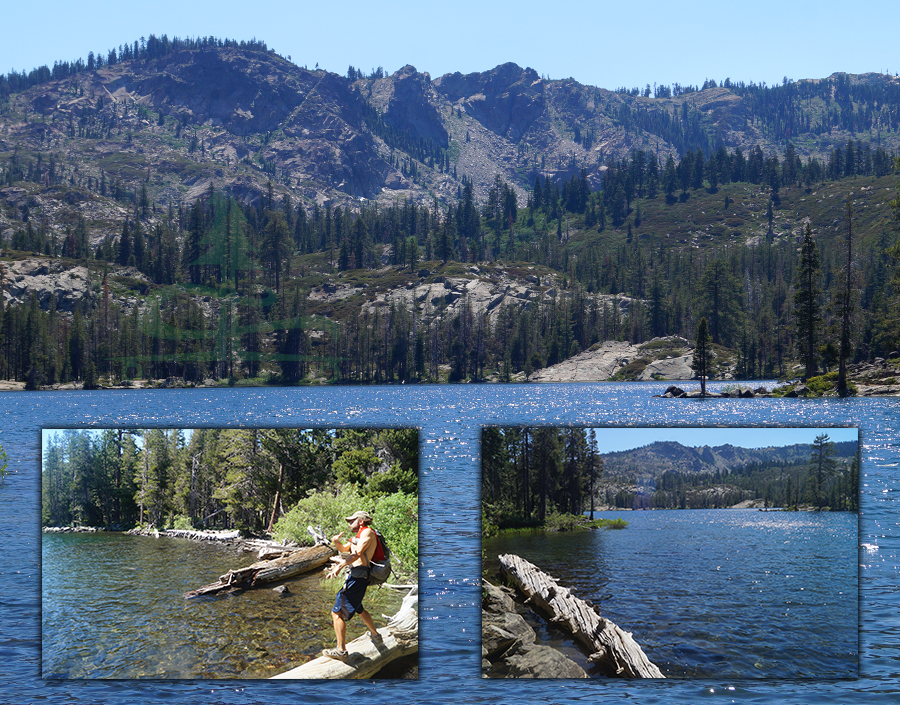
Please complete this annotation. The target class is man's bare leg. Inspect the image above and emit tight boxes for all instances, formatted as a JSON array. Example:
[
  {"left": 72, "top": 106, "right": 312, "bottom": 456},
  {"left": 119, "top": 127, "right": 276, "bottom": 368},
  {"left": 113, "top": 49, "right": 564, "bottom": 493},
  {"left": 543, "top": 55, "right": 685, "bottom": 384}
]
[
  {"left": 332, "top": 610, "right": 347, "bottom": 650},
  {"left": 358, "top": 608, "right": 379, "bottom": 638}
]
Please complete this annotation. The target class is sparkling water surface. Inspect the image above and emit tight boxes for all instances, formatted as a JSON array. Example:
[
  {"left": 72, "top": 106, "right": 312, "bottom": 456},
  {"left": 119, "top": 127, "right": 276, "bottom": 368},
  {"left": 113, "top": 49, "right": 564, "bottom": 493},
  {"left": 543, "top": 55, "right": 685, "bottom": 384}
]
[
  {"left": 484, "top": 509, "right": 858, "bottom": 679},
  {"left": 1, "top": 380, "right": 898, "bottom": 704}
]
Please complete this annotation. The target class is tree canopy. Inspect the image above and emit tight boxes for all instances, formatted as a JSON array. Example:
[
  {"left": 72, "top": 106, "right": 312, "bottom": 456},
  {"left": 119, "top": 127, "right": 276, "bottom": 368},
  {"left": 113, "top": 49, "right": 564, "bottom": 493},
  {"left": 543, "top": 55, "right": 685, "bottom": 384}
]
[{"left": 41, "top": 427, "right": 417, "bottom": 533}]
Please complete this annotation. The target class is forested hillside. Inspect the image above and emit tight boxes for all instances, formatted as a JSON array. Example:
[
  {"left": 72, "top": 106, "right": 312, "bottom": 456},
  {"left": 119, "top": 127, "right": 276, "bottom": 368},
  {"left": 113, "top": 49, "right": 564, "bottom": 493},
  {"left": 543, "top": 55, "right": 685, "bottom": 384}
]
[
  {"left": 41, "top": 427, "right": 418, "bottom": 534},
  {"left": 2, "top": 36, "right": 900, "bottom": 387},
  {"left": 482, "top": 428, "right": 859, "bottom": 533},
  {"left": 596, "top": 437, "right": 858, "bottom": 510}
]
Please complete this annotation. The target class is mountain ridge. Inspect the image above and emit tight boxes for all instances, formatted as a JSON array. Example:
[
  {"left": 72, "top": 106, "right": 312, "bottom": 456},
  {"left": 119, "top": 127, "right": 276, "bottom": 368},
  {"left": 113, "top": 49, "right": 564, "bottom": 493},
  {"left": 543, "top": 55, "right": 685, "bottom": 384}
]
[
  {"left": 595, "top": 438, "right": 859, "bottom": 510},
  {"left": 4, "top": 42, "right": 898, "bottom": 212},
  {"left": 600, "top": 439, "right": 858, "bottom": 479}
]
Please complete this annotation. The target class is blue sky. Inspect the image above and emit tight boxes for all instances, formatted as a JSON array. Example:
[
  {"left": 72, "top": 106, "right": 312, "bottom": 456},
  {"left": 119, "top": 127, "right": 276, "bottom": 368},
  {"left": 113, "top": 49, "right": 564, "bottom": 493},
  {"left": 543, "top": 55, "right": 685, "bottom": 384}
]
[
  {"left": 590, "top": 427, "right": 858, "bottom": 454},
  {"left": 41, "top": 427, "right": 858, "bottom": 464},
  {"left": 40, "top": 428, "right": 192, "bottom": 459},
  {"left": 4, "top": 1, "right": 897, "bottom": 91}
]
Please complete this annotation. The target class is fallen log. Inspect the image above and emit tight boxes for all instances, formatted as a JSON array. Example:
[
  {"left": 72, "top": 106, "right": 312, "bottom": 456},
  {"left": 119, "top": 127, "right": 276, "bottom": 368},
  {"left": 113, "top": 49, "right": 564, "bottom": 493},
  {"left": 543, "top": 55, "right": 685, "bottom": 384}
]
[
  {"left": 184, "top": 543, "right": 337, "bottom": 598},
  {"left": 162, "top": 528, "right": 240, "bottom": 542},
  {"left": 498, "top": 553, "right": 664, "bottom": 678},
  {"left": 270, "top": 587, "right": 418, "bottom": 679},
  {"left": 184, "top": 525, "right": 337, "bottom": 598}
]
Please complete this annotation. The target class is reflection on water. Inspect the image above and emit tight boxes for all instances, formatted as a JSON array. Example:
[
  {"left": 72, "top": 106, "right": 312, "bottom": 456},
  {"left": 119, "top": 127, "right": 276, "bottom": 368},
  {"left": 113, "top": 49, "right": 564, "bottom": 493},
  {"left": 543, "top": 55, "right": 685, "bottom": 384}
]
[
  {"left": 484, "top": 509, "right": 858, "bottom": 679},
  {"left": 42, "top": 533, "right": 403, "bottom": 678}
]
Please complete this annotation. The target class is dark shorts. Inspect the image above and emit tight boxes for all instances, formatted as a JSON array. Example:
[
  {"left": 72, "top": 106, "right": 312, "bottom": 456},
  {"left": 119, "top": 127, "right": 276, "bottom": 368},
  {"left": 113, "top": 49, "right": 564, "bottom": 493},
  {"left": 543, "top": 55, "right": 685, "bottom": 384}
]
[{"left": 332, "top": 573, "right": 369, "bottom": 621}]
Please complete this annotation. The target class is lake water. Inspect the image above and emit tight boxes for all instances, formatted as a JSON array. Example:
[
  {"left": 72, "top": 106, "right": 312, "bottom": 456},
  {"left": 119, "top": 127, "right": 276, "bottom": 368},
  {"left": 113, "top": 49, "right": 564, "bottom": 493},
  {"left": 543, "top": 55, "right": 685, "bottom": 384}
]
[
  {"left": 1, "top": 380, "right": 898, "bottom": 704},
  {"left": 484, "top": 510, "right": 858, "bottom": 679},
  {"left": 41, "top": 532, "right": 405, "bottom": 679}
]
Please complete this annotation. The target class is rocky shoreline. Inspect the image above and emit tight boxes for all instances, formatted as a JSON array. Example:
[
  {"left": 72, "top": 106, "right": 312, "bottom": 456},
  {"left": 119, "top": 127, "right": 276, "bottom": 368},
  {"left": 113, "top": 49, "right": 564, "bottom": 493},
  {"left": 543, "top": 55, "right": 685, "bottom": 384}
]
[
  {"left": 9, "top": 345, "right": 900, "bottom": 394},
  {"left": 482, "top": 580, "right": 587, "bottom": 678}
]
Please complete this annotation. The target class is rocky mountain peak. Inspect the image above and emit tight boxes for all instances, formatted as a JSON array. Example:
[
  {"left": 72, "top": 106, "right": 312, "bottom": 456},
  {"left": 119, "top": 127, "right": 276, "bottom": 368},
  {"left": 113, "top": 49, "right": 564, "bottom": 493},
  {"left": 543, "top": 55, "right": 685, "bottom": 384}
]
[{"left": 433, "top": 62, "right": 544, "bottom": 142}]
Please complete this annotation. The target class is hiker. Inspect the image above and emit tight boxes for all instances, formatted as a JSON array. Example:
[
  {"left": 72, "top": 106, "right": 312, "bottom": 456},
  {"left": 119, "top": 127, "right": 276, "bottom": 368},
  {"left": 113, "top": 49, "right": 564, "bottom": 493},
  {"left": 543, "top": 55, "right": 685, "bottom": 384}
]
[{"left": 323, "top": 510, "right": 384, "bottom": 661}]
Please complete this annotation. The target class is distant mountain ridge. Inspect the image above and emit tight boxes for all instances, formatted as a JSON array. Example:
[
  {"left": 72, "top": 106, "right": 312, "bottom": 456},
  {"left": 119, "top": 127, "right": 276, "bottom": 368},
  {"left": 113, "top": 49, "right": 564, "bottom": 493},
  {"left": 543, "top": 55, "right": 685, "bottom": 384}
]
[
  {"left": 0, "top": 39, "right": 897, "bottom": 391},
  {"left": 600, "top": 439, "right": 858, "bottom": 481},
  {"left": 594, "top": 438, "right": 859, "bottom": 510},
  {"left": 2, "top": 40, "right": 898, "bottom": 210}
]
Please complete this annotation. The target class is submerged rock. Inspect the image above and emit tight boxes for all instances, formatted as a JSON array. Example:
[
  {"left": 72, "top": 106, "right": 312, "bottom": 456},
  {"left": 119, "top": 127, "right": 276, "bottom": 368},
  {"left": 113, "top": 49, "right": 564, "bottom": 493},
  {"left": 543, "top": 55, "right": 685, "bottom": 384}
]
[{"left": 495, "top": 645, "right": 588, "bottom": 679}]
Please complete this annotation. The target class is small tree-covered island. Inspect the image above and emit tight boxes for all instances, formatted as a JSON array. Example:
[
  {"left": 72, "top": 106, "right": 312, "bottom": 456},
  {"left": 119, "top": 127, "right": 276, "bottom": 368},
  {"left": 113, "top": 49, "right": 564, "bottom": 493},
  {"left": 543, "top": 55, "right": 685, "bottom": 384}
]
[
  {"left": 41, "top": 427, "right": 419, "bottom": 679},
  {"left": 1, "top": 36, "right": 900, "bottom": 390},
  {"left": 481, "top": 427, "right": 859, "bottom": 678}
]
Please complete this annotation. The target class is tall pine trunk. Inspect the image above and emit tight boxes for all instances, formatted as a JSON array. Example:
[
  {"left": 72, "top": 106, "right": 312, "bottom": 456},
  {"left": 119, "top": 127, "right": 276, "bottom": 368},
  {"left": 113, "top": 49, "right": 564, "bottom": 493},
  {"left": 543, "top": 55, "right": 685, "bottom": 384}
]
[{"left": 837, "top": 202, "right": 853, "bottom": 397}]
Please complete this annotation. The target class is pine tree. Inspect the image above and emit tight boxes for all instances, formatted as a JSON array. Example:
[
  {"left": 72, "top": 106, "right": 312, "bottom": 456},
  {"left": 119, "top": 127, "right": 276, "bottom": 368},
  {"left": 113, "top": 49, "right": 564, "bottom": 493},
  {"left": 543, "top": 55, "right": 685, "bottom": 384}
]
[
  {"left": 260, "top": 210, "right": 292, "bottom": 291},
  {"left": 692, "top": 317, "right": 710, "bottom": 396},
  {"left": 794, "top": 223, "right": 822, "bottom": 380},
  {"left": 810, "top": 433, "right": 837, "bottom": 508},
  {"left": 699, "top": 257, "right": 743, "bottom": 348},
  {"left": 837, "top": 202, "right": 854, "bottom": 396}
]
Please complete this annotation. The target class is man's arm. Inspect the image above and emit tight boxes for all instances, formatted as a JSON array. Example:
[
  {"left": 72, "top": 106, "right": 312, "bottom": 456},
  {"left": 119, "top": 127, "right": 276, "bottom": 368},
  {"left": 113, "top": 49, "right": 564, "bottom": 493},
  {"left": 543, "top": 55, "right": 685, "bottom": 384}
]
[
  {"left": 326, "top": 528, "right": 376, "bottom": 578},
  {"left": 331, "top": 531, "right": 350, "bottom": 553}
]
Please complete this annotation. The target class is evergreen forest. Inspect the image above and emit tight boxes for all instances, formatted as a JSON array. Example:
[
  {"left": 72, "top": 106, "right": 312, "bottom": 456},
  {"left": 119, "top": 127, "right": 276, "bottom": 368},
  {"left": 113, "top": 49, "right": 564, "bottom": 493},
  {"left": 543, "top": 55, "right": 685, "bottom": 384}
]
[
  {"left": 4, "top": 146, "right": 899, "bottom": 387},
  {"left": 482, "top": 427, "right": 603, "bottom": 532},
  {"left": 41, "top": 427, "right": 419, "bottom": 568},
  {"left": 482, "top": 428, "right": 859, "bottom": 533}
]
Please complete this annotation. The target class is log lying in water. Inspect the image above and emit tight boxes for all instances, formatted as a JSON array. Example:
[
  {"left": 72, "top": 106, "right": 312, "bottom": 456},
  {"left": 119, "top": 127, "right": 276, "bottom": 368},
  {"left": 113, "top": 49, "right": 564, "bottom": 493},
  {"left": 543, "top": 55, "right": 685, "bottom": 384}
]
[
  {"left": 498, "top": 553, "right": 664, "bottom": 678},
  {"left": 271, "top": 587, "right": 418, "bottom": 679},
  {"left": 184, "top": 543, "right": 336, "bottom": 598}
]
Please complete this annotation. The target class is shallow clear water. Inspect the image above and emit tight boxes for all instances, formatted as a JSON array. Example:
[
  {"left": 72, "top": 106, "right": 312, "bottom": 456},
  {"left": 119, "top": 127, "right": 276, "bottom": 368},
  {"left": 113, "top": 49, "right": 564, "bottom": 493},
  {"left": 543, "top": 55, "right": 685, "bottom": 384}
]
[
  {"left": 0, "top": 380, "right": 897, "bottom": 704},
  {"left": 41, "top": 532, "right": 404, "bottom": 679},
  {"left": 485, "top": 509, "right": 858, "bottom": 678}
]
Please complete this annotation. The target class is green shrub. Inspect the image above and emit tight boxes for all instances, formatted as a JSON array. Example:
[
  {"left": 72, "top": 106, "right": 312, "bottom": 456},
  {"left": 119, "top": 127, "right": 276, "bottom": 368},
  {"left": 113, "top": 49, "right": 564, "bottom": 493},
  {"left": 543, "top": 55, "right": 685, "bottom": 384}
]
[
  {"left": 373, "top": 491, "right": 418, "bottom": 578},
  {"left": 366, "top": 461, "right": 418, "bottom": 496},
  {"left": 272, "top": 483, "right": 418, "bottom": 580},
  {"left": 332, "top": 448, "right": 380, "bottom": 486},
  {"left": 544, "top": 510, "right": 588, "bottom": 532},
  {"left": 612, "top": 358, "right": 649, "bottom": 381},
  {"left": 169, "top": 514, "right": 194, "bottom": 530},
  {"left": 806, "top": 371, "right": 840, "bottom": 395},
  {"left": 482, "top": 507, "right": 499, "bottom": 539},
  {"left": 772, "top": 382, "right": 796, "bottom": 397},
  {"left": 273, "top": 483, "right": 371, "bottom": 546}
]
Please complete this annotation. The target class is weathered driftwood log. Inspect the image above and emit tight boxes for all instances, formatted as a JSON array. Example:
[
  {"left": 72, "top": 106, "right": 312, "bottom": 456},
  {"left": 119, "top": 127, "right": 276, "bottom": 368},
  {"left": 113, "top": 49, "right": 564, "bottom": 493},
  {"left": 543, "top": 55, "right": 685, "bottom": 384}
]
[
  {"left": 162, "top": 529, "right": 240, "bottom": 542},
  {"left": 184, "top": 525, "right": 336, "bottom": 598},
  {"left": 270, "top": 587, "right": 418, "bottom": 679},
  {"left": 498, "top": 554, "right": 664, "bottom": 678},
  {"left": 184, "top": 543, "right": 336, "bottom": 598}
]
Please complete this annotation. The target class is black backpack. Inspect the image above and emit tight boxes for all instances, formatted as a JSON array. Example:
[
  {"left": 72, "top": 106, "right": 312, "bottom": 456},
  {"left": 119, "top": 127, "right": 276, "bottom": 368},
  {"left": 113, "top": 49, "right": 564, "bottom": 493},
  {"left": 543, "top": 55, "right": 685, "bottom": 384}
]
[{"left": 367, "top": 528, "right": 392, "bottom": 586}]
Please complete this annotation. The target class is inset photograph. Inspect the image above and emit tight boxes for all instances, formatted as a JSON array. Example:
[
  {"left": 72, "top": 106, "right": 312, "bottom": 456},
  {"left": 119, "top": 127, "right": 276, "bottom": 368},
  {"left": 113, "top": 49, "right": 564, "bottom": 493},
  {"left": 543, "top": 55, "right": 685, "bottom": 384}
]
[
  {"left": 41, "top": 427, "right": 418, "bottom": 679},
  {"left": 481, "top": 426, "right": 859, "bottom": 679}
]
